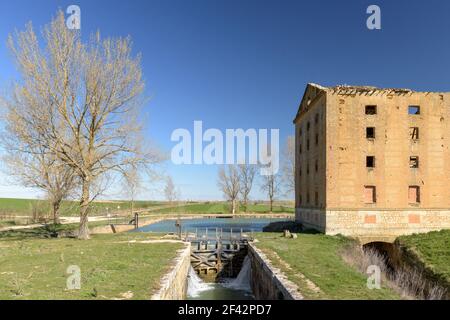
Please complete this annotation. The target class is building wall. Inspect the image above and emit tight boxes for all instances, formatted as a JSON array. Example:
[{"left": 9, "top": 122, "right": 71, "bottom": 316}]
[
  {"left": 294, "top": 86, "right": 327, "bottom": 230},
  {"left": 326, "top": 90, "right": 450, "bottom": 209},
  {"left": 295, "top": 85, "right": 450, "bottom": 240}
]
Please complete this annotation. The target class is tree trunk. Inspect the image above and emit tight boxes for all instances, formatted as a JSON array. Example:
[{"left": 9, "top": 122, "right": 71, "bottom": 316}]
[
  {"left": 52, "top": 200, "right": 61, "bottom": 225},
  {"left": 270, "top": 198, "right": 273, "bottom": 213},
  {"left": 231, "top": 199, "right": 236, "bottom": 215},
  {"left": 78, "top": 178, "right": 91, "bottom": 240}
]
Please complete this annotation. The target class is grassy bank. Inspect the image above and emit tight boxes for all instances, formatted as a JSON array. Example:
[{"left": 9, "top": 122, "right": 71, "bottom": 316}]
[
  {"left": 0, "top": 198, "right": 163, "bottom": 217},
  {"left": 254, "top": 232, "right": 400, "bottom": 299},
  {"left": 0, "top": 232, "right": 183, "bottom": 299},
  {"left": 397, "top": 230, "right": 450, "bottom": 283}
]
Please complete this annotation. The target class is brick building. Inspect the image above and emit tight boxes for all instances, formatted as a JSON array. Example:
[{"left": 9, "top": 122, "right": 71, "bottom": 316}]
[{"left": 293, "top": 83, "right": 450, "bottom": 242}]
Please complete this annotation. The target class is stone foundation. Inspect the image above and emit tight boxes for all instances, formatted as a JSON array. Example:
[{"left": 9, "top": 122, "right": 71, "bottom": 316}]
[{"left": 296, "top": 208, "right": 450, "bottom": 242}]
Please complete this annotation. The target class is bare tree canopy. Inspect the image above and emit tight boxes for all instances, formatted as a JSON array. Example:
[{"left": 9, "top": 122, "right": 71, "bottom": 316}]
[
  {"left": 217, "top": 165, "right": 240, "bottom": 214},
  {"left": 4, "top": 11, "right": 161, "bottom": 239},
  {"left": 282, "top": 135, "right": 295, "bottom": 196},
  {"left": 238, "top": 164, "right": 256, "bottom": 212},
  {"left": 164, "top": 176, "right": 179, "bottom": 204},
  {"left": 260, "top": 165, "right": 281, "bottom": 212}
]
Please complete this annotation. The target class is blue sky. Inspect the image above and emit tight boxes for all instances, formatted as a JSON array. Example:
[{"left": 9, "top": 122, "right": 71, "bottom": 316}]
[{"left": 0, "top": 0, "right": 450, "bottom": 200}]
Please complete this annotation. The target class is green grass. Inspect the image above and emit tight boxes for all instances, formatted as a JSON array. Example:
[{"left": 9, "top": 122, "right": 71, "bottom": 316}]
[
  {"left": 254, "top": 232, "right": 400, "bottom": 300},
  {"left": 0, "top": 232, "right": 183, "bottom": 300},
  {"left": 153, "top": 202, "right": 294, "bottom": 214},
  {"left": 0, "top": 198, "right": 163, "bottom": 217},
  {"left": 397, "top": 230, "right": 450, "bottom": 283}
]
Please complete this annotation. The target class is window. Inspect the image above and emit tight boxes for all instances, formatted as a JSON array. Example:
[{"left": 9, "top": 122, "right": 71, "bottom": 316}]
[
  {"left": 299, "top": 194, "right": 302, "bottom": 205},
  {"left": 410, "top": 127, "right": 419, "bottom": 140},
  {"left": 365, "top": 105, "right": 377, "bottom": 115},
  {"left": 315, "top": 113, "right": 319, "bottom": 124},
  {"left": 299, "top": 144, "right": 302, "bottom": 154},
  {"left": 364, "top": 186, "right": 376, "bottom": 204},
  {"left": 366, "top": 127, "right": 375, "bottom": 139},
  {"left": 307, "top": 139, "right": 310, "bottom": 150},
  {"left": 299, "top": 168, "right": 302, "bottom": 177},
  {"left": 315, "top": 160, "right": 318, "bottom": 172},
  {"left": 408, "top": 105, "right": 420, "bottom": 115},
  {"left": 307, "top": 163, "right": 310, "bottom": 175},
  {"left": 315, "top": 133, "right": 319, "bottom": 145},
  {"left": 366, "top": 156, "right": 375, "bottom": 168},
  {"left": 410, "top": 156, "right": 419, "bottom": 168},
  {"left": 315, "top": 192, "right": 319, "bottom": 206},
  {"left": 408, "top": 186, "right": 420, "bottom": 204},
  {"left": 307, "top": 122, "right": 311, "bottom": 131},
  {"left": 299, "top": 128, "right": 302, "bottom": 137},
  {"left": 307, "top": 192, "right": 310, "bottom": 204}
]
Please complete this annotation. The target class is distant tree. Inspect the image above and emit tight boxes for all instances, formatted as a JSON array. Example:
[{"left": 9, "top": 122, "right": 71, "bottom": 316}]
[
  {"left": 281, "top": 136, "right": 295, "bottom": 197},
  {"left": 238, "top": 164, "right": 256, "bottom": 212},
  {"left": 4, "top": 11, "right": 161, "bottom": 239},
  {"left": 121, "top": 166, "right": 142, "bottom": 216},
  {"left": 164, "top": 176, "right": 179, "bottom": 204},
  {"left": 260, "top": 166, "right": 281, "bottom": 213},
  {"left": 217, "top": 165, "right": 240, "bottom": 214}
]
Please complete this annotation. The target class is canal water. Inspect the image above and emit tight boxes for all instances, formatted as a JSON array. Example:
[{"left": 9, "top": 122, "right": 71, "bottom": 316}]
[
  {"left": 134, "top": 217, "right": 287, "bottom": 235},
  {"left": 135, "top": 217, "right": 287, "bottom": 300}
]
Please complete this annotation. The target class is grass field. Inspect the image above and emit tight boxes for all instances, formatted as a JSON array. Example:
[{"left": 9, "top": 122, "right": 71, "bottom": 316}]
[
  {"left": 397, "top": 230, "right": 450, "bottom": 283},
  {"left": 254, "top": 232, "right": 400, "bottom": 299},
  {"left": 0, "top": 198, "right": 163, "bottom": 218},
  {"left": 0, "top": 231, "right": 183, "bottom": 300},
  {"left": 152, "top": 202, "right": 294, "bottom": 214}
]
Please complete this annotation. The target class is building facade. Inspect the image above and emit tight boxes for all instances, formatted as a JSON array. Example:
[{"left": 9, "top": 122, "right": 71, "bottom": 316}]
[{"left": 294, "top": 83, "right": 450, "bottom": 243}]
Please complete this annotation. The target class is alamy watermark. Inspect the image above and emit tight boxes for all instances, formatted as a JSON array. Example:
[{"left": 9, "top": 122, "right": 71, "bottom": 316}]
[
  {"left": 171, "top": 121, "right": 279, "bottom": 175},
  {"left": 66, "top": 5, "right": 81, "bottom": 30},
  {"left": 66, "top": 265, "right": 81, "bottom": 290},
  {"left": 366, "top": 5, "right": 381, "bottom": 30},
  {"left": 366, "top": 265, "right": 381, "bottom": 289}
]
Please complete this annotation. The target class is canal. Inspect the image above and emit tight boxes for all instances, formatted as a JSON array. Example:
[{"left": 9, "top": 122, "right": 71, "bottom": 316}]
[{"left": 134, "top": 217, "right": 288, "bottom": 300}]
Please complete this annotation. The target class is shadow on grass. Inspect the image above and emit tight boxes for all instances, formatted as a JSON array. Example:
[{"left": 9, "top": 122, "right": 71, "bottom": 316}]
[
  {"left": 262, "top": 221, "right": 321, "bottom": 234},
  {"left": 0, "top": 224, "right": 77, "bottom": 241}
]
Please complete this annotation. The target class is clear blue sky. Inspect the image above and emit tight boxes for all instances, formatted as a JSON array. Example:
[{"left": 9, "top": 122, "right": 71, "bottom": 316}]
[{"left": 0, "top": 0, "right": 450, "bottom": 200}]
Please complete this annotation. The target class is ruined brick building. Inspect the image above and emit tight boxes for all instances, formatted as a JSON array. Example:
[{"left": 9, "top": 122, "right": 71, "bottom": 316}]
[{"left": 293, "top": 83, "right": 450, "bottom": 243}]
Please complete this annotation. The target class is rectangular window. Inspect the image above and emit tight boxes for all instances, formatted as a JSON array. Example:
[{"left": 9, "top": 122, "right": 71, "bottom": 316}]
[
  {"left": 307, "top": 139, "right": 310, "bottom": 150},
  {"left": 307, "top": 122, "right": 311, "bottom": 131},
  {"left": 307, "top": 163, "right": 310, "bottom": 175},
  {"left": 299, "top": 194, "right": 302, "bottom": 205},
  {"left": 408, "top": 105, "right": 420, "bottom": 115},
  {"left": 315, "top": 192, "right": 319, "bottom": 206},
  {"left": 315, "top": 113, "right": 319, "bottom": 124},
  {"left": 410, "top": 156, "right": 419, "bottom": 168},
  {"left": 408, "top": 186, "right": 420, "bottom": 203},
  {"left": 366, "top": 156, "right": 375, "bottom": 168},
  {"left": 315, "top": 133, "right": 319, "bottom": 145},
  {"left": 410, "top": 127, "right": 419, "bottom": 140},
  {"left": 364, "top": 186, "right": 376, "bottom": 204},
  {"left": 365, "top": 105, "right": 377, "bottom": 115},
  {"left": 366, "top": 127, "right": 375, "bottom": 139},
  {"left": 307, "top": 193, "right": 310, "bottom": 204},
  {"left": 299, "top": 144, "right": 302, "bottom": 154},
  {"left": 315, "top": 160, "right": 318, "bottom": 172}
]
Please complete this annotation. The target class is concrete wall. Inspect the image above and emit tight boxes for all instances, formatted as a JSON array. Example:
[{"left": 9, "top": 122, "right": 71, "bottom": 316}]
[
  {"left": 151, "top": 243, "right": 191, "bottom": 300},
  {"left": 248, "top": 243, "right": 303, "bottom": 300}
]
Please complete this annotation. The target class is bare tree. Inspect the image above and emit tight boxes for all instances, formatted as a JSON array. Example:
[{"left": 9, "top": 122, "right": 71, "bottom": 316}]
[
  {"left": 121, "top": 166, "right": 142, "bottom": 216},
  {"left": 238, "top": 164, "right": 256, "bottom": 212},
  {"left": 260, "top": 166, "right": 281, "bottom": 213},
  {"left": 5, "top": 12, "right": 161, "bottom": 239},
  {"left": 282, "top": 136, "right": 295, "bottom": 196},
  {"left": 164, "top": 176, "right": 179, "bottom": 204},
  {"left": 1, "top": 146, "right": 76, "bottom": 225},
  {"left": 217, "top": 165, "right": 240, "bottom": 214}
]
